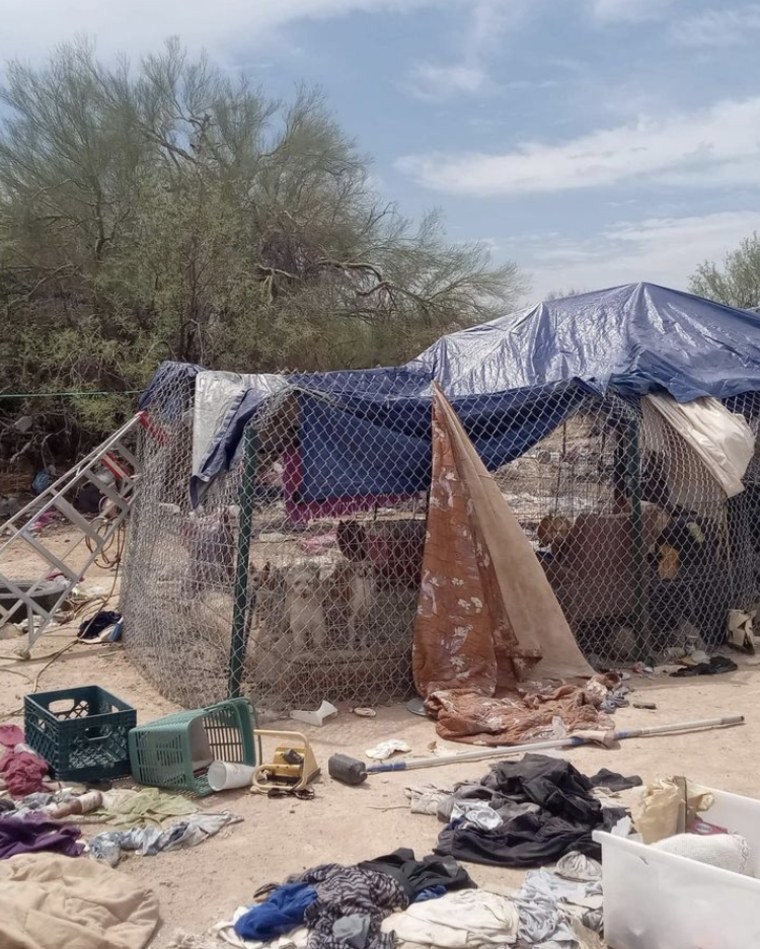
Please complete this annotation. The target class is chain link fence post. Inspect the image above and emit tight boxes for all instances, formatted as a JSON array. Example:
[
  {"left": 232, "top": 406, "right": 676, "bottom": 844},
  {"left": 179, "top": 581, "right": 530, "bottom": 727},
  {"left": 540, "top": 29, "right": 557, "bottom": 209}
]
[
  {"left": 228, "top": 424, "right": 257, "bottom": 698},
  {"left": 625, "top": 415, "right": 648, "bottom": 660}
]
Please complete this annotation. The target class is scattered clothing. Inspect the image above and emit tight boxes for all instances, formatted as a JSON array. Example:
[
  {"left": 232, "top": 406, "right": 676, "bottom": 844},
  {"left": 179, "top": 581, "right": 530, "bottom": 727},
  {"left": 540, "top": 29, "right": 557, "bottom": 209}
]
[
  {"left": 216, "top": 910, "right": 308, "bottom": 949},
  {"left": 413, "top": 885, "right": 447, "bottom": 903},
  {"left": 436, "top": 782, "right": 540, "bottom": 825},
  {"left": 424, "top": 677, "right": 617, "bottom": 748},
  {"left": 0, "top": 727, "right": 48, "bottom": 798},
  {"left": 0, "top": 750, "right": 49, "bottom": 798},
  {"left": 554, "top": 852, "right": 602, "bottom": 883},
  {"left": 78, "top": 609, "right": 122, "bottom": 641},
  {"left": 10, "top": 789, "right": 103, "bottom": 821},
  {"left": 436, "top": 755, "right": 627, "bottom": 868},
  {"left": 235, "top": 884, "right": 318, "bottom": 941},
  {"left": 514, "top": 868, "right": 603, "bottom": 948},
  {"left": 89, "top": 810, "right": 241, "bottom": 866},
  {"left": 380, "top": 889, "right": 520, "bottom": 948},
  {"left": 294, "top": 864, "right": 407, "bottom": 949},
  {"left": 405, "top": 785, "right": 451, "bottom": 817},
  {"left": 670, "top": 655, "right": 738, "bottom": 677},
  {"left": 333, "top": 914, "right": 371, "bottom": 949},
  {"left": 587, "top": 769, "right": 642, "bottom": 793},
  {"left": 0, "top": 852, "right": 159, "bottom": 949},
  {"left": 95, "top": 786, "right": 199, "bottom": 826},
  {"left": 365, "top": 741, "right": 411, "bottom": 761},
  {"left": 450, "top": 800, "right": 503, "bottom": 831},
  {"left": 358, "top": 848, "right": 473, "bottom": 901},
  {"left": 0, "top": 725, "right": 25, "bottom": 747},
  {"left": 598, "top": 686, "right": 629, "bottom": 714},
  {"left": 0, "top": 814, "right": 83, "bottom": 859}
]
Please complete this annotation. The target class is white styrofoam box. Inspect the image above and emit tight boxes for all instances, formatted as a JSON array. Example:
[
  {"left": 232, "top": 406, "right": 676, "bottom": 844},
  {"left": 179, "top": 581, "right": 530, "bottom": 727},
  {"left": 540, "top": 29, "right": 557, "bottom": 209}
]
[{"left": 595, "top": 787, "right": 760, "bottom": 949}]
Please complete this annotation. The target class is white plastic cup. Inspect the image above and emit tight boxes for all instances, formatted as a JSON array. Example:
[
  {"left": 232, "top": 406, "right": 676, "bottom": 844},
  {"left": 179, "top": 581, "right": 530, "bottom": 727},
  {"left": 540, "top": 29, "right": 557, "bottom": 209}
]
[{"left": 207, "top": 760, "right": 255, "bottom": 792}]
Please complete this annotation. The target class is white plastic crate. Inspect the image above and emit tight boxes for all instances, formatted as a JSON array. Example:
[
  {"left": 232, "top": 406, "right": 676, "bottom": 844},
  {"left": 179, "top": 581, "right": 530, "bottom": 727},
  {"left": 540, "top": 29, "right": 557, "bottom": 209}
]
[{"left": 595, "top": 787, "right": 760, "bottom": 949}]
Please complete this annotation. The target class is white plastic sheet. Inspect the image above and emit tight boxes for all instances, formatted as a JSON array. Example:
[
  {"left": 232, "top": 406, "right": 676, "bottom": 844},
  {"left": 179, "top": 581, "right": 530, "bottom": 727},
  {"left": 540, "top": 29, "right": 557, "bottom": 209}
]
[{"left": 644, "top": 394, "right": 755, "bottom": 499}]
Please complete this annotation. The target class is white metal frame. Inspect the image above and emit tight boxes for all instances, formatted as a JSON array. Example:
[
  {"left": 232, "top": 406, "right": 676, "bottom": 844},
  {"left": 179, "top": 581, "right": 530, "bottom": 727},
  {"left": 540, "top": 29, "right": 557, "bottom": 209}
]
[{"left": 0, "top": 414, "right": 144, "bottom": 646}]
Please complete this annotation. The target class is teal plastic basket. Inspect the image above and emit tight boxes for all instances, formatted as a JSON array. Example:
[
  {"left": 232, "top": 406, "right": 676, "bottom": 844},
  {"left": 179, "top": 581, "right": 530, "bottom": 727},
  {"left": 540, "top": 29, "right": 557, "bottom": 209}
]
[
  {"left": 25, "top": 685, "right": 136, "bottom": 782},
  {"left": 128, "top": 697, "right": 257, "bottom": 796}
]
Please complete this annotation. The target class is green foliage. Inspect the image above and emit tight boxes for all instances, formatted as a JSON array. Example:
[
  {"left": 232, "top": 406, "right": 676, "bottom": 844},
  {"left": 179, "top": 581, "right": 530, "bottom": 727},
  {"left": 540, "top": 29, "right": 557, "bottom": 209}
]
[
  {"left": 0, "top": 39, "right": 525, "bottom": 463},
  {"left": 689, "top": 233, "right": 760, "bottom": 310},
  {"left": 544, "top": 288, "right": 586, "bottom": 301}
]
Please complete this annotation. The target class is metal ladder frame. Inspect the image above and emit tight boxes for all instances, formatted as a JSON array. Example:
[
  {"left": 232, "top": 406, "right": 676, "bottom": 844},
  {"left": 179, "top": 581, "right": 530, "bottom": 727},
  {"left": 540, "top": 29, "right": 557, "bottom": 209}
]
[{"left": 0, "top": 413, "right": 147, "bottom": 647}]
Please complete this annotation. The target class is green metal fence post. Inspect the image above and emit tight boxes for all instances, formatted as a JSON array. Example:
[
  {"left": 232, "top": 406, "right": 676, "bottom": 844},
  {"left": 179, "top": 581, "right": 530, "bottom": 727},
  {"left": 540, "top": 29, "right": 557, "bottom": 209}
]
[
  {"left": 626, "top": 415, "right": 649, "bottom": 660},
  {"left": 228, "top": 424, "right": 257, "bottom": 698}
]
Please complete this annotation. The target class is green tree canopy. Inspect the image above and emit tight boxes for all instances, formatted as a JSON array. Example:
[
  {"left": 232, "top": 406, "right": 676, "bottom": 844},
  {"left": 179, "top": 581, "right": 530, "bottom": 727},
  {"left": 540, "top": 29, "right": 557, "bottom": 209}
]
[
  {"left": 689, "top": 233, "right": 760, "bottom": 310},
  {"left": 0, "top": 38, "right": 525, "bottom": 463}
]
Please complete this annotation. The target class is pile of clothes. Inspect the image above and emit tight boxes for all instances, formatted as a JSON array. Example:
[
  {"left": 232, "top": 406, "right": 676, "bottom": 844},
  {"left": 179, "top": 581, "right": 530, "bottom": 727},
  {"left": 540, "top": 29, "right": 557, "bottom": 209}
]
[
  {"left": 185, "top": 845, "right": 603, "bottom": 949},
  {"left": 233, "top": 849, "right": 473, "bottom": 949},
  {"left": 408, "top": 754, "right": 641, "bottom": 869}
]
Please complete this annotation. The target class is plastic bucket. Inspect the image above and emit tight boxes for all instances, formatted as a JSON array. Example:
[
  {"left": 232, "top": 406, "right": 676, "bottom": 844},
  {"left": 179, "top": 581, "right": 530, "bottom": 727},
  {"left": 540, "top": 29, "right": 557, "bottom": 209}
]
[{"left": 207, "top": 760, "right": 255, "bottom": 791}]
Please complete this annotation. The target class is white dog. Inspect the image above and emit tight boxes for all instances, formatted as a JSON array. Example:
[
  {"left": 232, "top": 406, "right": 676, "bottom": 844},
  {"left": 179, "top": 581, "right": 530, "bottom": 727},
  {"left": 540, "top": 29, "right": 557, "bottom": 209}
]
[{"left": 284, "top": 563, "right": 326, "bottom": 652}]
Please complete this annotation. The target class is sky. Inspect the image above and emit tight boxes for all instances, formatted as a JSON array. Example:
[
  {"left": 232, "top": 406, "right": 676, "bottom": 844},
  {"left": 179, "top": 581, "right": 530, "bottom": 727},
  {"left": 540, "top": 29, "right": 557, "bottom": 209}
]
[{"left": 2, "top": 0, "right": 760, "bottom": 302}]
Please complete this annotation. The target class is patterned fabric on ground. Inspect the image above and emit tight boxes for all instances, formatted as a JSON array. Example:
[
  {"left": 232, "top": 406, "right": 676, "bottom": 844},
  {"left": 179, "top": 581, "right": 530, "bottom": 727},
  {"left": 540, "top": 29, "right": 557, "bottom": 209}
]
[
  {"left": 293, "top": 864, "right": 407, "bottom": 949},
  {"left": 424, "top": 678, "right": 617, "bottom": 748}
]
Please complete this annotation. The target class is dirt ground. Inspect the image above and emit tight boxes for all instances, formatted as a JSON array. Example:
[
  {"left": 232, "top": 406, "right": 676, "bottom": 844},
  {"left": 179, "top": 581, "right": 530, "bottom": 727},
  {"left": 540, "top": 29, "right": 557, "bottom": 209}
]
[{"left": 1, "top": 526, "right": 759, "bottom": 946}]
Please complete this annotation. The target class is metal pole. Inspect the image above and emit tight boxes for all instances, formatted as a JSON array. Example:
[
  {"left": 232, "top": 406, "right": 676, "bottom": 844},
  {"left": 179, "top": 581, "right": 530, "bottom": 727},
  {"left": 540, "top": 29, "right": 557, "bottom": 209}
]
[
  {"left": 626, "top": 414, "right": 648, "bottom": 660},
  {"left": 228, "top": 424, "right": 257, "bottom": 698}
]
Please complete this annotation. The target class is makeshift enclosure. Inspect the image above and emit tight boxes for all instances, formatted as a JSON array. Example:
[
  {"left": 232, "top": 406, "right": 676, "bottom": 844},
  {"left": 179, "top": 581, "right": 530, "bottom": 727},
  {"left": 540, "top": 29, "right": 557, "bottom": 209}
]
[{"left": 122, "top": 283, "right": 760, "bottom": 712}]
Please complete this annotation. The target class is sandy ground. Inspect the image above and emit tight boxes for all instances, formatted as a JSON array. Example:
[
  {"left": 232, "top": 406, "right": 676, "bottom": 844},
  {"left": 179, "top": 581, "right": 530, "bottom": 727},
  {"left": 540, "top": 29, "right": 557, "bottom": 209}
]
[{"left": 1, "top": 525, "right": 760, "bottom": 946}]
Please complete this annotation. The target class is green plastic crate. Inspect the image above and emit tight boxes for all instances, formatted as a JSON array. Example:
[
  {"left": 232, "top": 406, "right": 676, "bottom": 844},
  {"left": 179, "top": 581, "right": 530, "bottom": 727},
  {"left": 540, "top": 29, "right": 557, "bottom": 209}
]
[
  {"left": 128, "top": 697, "right": 257, "bottom": 796},
  {"left": 25, "top": 685, "right": 136, "bottom": 782}
]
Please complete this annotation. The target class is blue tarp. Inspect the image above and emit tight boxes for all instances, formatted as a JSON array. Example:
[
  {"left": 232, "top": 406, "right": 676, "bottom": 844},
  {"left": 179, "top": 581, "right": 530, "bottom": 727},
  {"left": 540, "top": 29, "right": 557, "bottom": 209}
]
[
  {"left": 297, "top": 383, "right": 583, "bottom": 502},
  {"left": 407, "top": 282, "right": 760, "bottom": 402},
  {"left": 139, "top": 283, "right": 760, "bottom": 506}
]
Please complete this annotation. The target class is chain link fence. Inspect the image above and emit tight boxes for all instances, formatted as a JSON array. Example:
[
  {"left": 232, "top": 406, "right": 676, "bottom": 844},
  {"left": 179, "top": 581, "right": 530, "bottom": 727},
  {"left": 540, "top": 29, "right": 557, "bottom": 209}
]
[{"left": 121, "top": 374, "right": 760, "bottom": 715}]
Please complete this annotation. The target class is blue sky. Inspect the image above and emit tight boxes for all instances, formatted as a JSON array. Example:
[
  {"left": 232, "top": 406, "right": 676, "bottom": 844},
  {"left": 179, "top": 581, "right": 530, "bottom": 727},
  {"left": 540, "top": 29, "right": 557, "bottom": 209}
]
[{"left": 3, "top": 0, "right": 760, "bottom": 301}]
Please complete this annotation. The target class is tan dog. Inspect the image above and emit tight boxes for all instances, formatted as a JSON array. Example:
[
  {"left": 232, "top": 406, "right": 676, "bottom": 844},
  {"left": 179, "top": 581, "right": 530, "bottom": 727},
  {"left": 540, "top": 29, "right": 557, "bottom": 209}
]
[{"left": 537, "top": 514, "right": 573, "bottom": 553}]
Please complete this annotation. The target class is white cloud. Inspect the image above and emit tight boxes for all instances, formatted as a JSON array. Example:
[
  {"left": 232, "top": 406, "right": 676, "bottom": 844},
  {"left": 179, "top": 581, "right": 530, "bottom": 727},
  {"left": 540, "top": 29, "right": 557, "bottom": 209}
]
[
  {"left": 519, "top": 210, "right": 760, "bottom": 299},
  {"left": 590, "top": 0, "right": 677, "bottom": 21},
  {"left": 674, "top": 5, "right": 760, "bottom": 48},
  {"left": 396, "top": 97, "right": 760, "bottom": 195},
  {"left": 0, "top": 0, "right": 444, "bottom": 64},
  {"left": 405, "top": 0, "right": 522, "bottom": 100},
  {"left": 407, "top": 61, "right": 488, "bottom": 99}
]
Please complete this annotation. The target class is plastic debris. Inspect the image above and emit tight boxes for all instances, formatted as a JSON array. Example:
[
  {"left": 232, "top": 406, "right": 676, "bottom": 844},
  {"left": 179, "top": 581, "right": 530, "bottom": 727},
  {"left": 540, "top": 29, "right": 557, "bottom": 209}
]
[
  {"left": 289, "top": 701, "right": 338, "bottom": 727},
  {"left": 352, "top": 708, "right": 376, "bottom": 718},
  {"left": 365, "top": 739, "right": 411, "bottom": 760}
]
